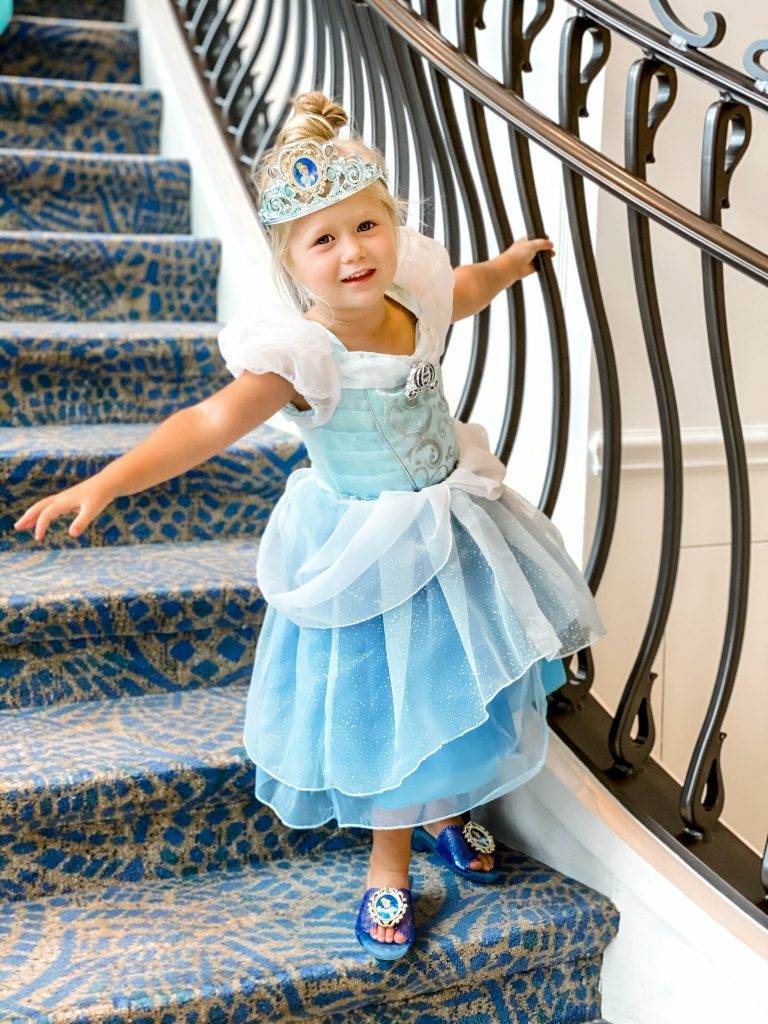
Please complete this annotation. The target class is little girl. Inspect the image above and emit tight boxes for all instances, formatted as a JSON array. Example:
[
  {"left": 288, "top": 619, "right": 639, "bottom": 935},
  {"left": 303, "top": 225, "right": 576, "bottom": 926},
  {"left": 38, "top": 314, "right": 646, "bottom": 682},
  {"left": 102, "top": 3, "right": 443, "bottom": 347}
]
[{"left": 14, "top": 91, "right": 606, "bottom": 964}]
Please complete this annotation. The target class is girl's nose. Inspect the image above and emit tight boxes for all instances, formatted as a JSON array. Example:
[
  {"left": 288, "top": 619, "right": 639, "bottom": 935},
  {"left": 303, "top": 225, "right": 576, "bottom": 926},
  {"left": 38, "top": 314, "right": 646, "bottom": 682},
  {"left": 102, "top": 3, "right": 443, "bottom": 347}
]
[{"left": 341, "top": 235, "right": 366, "bottom": 261}]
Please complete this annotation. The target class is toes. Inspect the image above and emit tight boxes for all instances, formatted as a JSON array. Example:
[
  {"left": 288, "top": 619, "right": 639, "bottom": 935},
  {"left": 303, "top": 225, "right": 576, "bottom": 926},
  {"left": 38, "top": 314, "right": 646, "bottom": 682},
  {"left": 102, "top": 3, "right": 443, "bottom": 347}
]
[{"left": 394, "top": 929, "right": 408, "bottom": 943}]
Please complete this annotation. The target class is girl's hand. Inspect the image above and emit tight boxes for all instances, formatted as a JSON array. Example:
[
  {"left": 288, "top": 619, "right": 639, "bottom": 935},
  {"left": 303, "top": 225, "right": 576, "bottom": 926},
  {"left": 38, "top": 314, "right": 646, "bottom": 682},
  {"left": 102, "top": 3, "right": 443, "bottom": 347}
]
[
  {"left": 13, "top": 476, "right": 115, "bottom": 543},
  {"left": 501, "top": 235, "right": 555, "bottom": 283}
]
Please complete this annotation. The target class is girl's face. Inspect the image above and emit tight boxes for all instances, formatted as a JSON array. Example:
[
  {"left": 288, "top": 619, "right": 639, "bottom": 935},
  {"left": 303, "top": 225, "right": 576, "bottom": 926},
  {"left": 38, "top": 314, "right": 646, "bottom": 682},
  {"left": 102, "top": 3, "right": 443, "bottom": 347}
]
[{"left": 284, "top": 187, "right": 397, "bottom": 313}]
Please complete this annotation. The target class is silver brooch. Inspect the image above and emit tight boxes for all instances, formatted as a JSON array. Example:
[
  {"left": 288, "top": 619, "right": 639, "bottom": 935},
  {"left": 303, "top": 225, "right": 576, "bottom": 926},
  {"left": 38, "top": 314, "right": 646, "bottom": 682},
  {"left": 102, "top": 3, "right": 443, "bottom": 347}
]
[
  {"left": 405, "top": 359, "right": 439, "bottom": 399},
  {"left": 463, "top": 820, "right": 496, "bottom": 854}
]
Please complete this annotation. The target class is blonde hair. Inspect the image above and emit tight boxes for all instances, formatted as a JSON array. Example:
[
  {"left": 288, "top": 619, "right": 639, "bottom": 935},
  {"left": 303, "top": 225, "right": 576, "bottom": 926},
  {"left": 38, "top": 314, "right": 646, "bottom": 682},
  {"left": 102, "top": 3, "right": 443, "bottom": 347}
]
[{"left": 251, "top": 91, "right": 409, "bottom": 312}]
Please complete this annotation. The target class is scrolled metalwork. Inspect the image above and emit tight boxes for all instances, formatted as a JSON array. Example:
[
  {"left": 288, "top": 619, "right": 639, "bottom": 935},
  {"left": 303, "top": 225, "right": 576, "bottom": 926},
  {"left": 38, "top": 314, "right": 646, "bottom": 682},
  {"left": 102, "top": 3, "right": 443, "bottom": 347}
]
[
  {"left": 744, "top": 39, "right": 768, "bottom": 95},
  {"left": 648, "top": 0, "right": 726, "bottom": 52}
]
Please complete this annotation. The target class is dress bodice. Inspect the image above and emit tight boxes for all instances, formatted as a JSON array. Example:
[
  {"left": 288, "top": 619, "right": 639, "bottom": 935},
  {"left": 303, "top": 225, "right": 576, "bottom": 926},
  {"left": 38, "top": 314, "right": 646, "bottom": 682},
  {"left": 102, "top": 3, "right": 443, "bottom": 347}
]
[{"left": 286, "top": 364, "right": 459, "bottom": 500}]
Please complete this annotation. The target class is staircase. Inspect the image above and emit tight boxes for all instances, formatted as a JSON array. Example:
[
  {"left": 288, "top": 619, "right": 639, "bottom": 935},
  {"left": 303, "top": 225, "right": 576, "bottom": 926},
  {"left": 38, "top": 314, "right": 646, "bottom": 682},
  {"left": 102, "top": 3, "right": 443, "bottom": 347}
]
[{"left": 0, "top": 3, "right": 619, "bottom": 1021}]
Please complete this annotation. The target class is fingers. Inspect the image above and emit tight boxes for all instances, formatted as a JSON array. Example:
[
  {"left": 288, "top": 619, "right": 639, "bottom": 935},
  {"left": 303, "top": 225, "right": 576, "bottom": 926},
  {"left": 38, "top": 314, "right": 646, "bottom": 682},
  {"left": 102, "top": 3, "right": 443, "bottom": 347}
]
[
  {"left": 31, "top": 499, "right": 70, "bottom": 543},
  {"left": 530, "top": 236, "right": 555, "bottom": 257},
  {"left": 13, "top": 495, "right": 59, "bottom": 538},
  {"left": 14, "top": 494, "right": 90, "bottom": 543}
]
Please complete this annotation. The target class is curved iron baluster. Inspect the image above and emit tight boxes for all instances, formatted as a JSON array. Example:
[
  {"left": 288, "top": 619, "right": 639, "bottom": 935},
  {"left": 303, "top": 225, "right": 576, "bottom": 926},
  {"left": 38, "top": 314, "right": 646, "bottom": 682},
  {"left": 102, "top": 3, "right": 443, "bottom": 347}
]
[
  {"left": 680, "top": 97, "right": 752, "bottom": 839},
  {"left": 309, "top": 0, "right": 327, "bottom": 93},
  {"left": 389, "top": 21, "right": 437, "bottom": 235},
  {"left": 208, "top": 0, "right": 259, "bottom": 98},
  {"left": 369, "top": 10, "right": 411, "bottom": 200},
  {"left": 762, "top": 836, "right": 768, "bottom": 898},
  {"left": 403, "top": 20, "right": 460, "bottom": 253},
  {"left": 349, "top": 2, "right": 387, "bottom": 152},
  {"left": 186, "top": 0, "right": 219, "bottom": 47},
  {"left": 744, "top": 39, "right": 768, "bottom": 95},
  {"left": 324, "top": 0, "right": 346, "bottom": 106},
  {"left": 197, "top": 0, "right": 237, "bottom": 66},
  {"left": 608, "top": 56, "right": 681, "bottom": 772},
  {"left": 234, "top": 0, "right": 294, "bottom": 159},
  {"left": 502, "top": 0, "right": 571, "bottom": 508},
  {"left": 551, "top": 14, "right": 618, "bottom": 710},
  {"left": 251, "top": 0, "right": 309, "bottom": 164},
  {"left": 340, "top": 1, "right": 366, "bottom": 132},
  {"left": 648, "top": 0, "right": 726, "bottom": 51},
  {"left": 220, "top": 0, "right": 276, "bottom": 126},
  {"left": 458, "top": 1, "right": 526, "bottom": 462},
  {"left": 421, "top": 0, "right": 490, "bottom": 423}
]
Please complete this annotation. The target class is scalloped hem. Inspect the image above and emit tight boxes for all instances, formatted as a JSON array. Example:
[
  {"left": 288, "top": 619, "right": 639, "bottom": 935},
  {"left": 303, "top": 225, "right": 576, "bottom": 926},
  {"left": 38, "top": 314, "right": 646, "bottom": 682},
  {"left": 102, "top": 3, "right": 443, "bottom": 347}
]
[
  {"left": 252, "top": 743, "right": 550, "bottom": 832},
  {"left": 244, "top": 655, "right": 564, "bottom": 830}
]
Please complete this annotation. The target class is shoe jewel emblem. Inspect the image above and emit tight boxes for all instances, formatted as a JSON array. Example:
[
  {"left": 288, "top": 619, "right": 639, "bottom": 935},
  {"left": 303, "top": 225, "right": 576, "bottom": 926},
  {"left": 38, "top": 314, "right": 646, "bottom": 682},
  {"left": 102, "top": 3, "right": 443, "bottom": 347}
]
[
  {"left": 405, "top": 359, "right": 438, "bottom": 399},
  {"left": 368, "top": 887, "right": 408, "bottom": 928},
  {"left": 463, "top": 820, "right": 496, "bottom": 854}
]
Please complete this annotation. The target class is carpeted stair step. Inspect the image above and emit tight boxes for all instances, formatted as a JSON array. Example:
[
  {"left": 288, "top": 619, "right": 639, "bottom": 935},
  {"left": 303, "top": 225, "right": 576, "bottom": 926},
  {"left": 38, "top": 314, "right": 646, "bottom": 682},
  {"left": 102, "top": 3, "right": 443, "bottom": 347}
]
[
  {"left": 0, "top": 16, "right": 140, "bottom": 84},
  {"left": 0, "top": 230, "right": 220, "bottom": 321},
  {"left": 0, "top": 322, "right": 228, "bottom": 427},
  {"left": 1, "top": 420, "right": 307, "bottom": 549},
  {"left": 0, "top": 842, "right": 619, "bottom": 1021},
  {"left": 0, "top": 681, "right": 369, "bottom": 902},
  {"left": 0, "top": 149, "right": 191, "bottom": 233},
  {"left": 15, "top": 0, "right": 125, "bottom": 19},
  {"left": 0, "top": 539, "right": 271, "bottom": 711},
  {"left": 0, "top": 75, "right": 160, "bottom": 153}
]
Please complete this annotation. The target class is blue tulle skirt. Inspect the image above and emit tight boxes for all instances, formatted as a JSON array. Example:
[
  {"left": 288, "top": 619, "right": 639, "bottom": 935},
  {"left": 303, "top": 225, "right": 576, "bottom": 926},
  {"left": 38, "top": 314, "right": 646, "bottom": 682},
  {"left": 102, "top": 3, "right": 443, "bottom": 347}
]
[{"left": 242, "top": 504, "right": 595, "bottom": 831}]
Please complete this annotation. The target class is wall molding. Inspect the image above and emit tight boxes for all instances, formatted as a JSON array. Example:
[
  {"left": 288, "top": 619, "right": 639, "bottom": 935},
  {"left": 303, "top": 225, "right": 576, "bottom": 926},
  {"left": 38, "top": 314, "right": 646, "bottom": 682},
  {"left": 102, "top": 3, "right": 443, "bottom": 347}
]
[{"left": 589, "top": 424, "right": 768, "bottom": 475}]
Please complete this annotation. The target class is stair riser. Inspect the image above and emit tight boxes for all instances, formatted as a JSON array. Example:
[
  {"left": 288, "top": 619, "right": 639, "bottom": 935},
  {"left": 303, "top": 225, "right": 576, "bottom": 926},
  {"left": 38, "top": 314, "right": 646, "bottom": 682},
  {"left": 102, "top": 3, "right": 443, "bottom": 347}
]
[
  {"left": 0, "top": 18, "right": 141, "bottom": 84},
  {"left": 0, "top": 330, "right": 227, "bottom": 427},
  {"left": 14, "top": 0, "right": 125, "bottom": 19},
  {"left": 1, "top": 442, "right": 306, "bottom": 551},
  {"left": 0, "top": 78, "right": 160, "bottom": 154},
  {"left": 0, "top": 151, "right": 191, "bottom": 234},
  {"left": 0, "top": 618, "right": 262, "bottom": 712},
  {"left": 321, "top": 955, "right": 605, "bottom": 1023},
  {"left": 0, "top": 790, "right": 369, "bottom": 903},
  {"left": 0, "top": 234, "right": 220, "bottom": 321}
]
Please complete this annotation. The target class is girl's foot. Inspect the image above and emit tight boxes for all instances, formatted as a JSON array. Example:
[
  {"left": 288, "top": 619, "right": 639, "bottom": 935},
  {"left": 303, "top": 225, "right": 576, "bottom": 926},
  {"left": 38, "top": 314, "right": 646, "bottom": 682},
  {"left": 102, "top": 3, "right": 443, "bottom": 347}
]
[
  {"left": 423, "top": 815, "right": 495, "bottom": 872},
  {"left": 364, "top": 860, "right": 411, "bottom": 946}
]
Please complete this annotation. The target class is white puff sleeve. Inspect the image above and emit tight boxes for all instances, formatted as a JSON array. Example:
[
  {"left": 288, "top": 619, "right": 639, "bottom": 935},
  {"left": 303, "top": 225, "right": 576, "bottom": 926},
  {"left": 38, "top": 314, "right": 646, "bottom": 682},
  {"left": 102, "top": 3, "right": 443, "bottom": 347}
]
[
  {"left": 217, "top": 302, "right": 342, "bottom": 428},
  {"left": 394, "top": 225, "right": 455, "bottom": 344}
]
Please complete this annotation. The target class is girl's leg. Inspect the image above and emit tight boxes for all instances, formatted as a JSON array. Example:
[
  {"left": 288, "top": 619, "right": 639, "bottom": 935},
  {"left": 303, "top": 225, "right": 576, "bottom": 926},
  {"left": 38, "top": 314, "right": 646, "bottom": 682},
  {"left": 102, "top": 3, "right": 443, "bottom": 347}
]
[
  {"left": 423, "top": 815, "right": 495, "bottom": 871},
  {"left": 364, "top": 826, "right": 413, "bottom": 944}
]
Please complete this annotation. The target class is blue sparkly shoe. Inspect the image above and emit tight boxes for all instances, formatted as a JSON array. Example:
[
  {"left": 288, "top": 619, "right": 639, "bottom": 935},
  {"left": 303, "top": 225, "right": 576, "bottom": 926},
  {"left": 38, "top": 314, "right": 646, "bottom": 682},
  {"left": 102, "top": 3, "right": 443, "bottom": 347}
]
[
  {"left": 412, "top": 819, "right": 503, "bottom": 884},
  {"left": 355, "top": 874, "right": 415, "bottom": 964}
]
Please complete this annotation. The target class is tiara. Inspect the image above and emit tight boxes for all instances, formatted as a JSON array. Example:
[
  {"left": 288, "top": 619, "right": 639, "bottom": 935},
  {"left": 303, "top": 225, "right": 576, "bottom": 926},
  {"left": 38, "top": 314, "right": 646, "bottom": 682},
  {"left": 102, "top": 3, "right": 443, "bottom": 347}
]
[{"left": 256, "top": 138, "right": 386, "bottom": 226}]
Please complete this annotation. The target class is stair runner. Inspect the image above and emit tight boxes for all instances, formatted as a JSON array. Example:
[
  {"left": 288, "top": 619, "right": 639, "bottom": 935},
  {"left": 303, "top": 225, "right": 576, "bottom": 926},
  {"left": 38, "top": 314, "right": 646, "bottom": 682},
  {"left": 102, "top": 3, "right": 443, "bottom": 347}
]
[{"left": 0, "top": 3, "right": 620, "bottom": 1022}]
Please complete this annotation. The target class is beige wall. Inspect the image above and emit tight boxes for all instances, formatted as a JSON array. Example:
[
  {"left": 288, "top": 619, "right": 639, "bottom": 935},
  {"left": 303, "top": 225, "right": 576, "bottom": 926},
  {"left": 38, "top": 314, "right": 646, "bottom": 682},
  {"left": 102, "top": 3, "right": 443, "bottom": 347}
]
[{"left": 588, "top": 1, "right": 768, "bottom": 852}]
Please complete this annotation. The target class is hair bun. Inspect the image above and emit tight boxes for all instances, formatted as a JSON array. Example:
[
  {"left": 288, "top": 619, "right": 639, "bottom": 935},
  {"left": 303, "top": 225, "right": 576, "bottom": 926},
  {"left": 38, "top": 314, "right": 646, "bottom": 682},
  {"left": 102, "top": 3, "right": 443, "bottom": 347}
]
[{"left": 278, "top": 91, "right": 348, "bottom": 146}]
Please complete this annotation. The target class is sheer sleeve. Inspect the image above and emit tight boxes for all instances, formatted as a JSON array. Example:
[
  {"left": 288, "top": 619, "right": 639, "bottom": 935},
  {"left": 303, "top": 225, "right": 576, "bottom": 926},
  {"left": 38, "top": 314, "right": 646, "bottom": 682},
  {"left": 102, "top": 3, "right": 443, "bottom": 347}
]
[
  {"left": 394, "top": 225, "right": 455, "bottom": 344},
  {"left": 217, "top": 303, "right": 342, "bottom": 427}
]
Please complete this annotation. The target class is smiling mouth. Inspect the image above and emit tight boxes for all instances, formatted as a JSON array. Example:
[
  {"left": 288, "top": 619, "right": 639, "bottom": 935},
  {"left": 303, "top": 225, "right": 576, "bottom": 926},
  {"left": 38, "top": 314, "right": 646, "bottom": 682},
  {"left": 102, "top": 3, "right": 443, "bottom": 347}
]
[{"left": 341, "top": 268, "right": 375, "bottom": 283}]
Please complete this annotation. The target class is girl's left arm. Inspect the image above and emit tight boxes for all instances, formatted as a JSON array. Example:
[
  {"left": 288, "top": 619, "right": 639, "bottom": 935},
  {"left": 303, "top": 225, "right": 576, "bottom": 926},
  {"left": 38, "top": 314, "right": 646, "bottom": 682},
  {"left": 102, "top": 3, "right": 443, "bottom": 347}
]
[{"left": 450, "top": 236, "right": 555, "bottom": 323}]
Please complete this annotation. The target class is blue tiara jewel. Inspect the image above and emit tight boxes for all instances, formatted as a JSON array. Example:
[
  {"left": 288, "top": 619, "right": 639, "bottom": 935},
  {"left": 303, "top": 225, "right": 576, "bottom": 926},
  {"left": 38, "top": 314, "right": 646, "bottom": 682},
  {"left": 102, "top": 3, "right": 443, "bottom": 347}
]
[{"left": 257, "top": 138, "right": 386, "bottom": 226}]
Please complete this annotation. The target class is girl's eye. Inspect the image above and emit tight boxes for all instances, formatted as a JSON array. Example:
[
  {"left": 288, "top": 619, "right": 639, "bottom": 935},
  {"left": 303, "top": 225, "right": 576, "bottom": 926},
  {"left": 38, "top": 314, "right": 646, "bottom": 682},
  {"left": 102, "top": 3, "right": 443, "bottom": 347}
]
[{"left": 311, "top": 221, "right": 374, "bottom": 246}]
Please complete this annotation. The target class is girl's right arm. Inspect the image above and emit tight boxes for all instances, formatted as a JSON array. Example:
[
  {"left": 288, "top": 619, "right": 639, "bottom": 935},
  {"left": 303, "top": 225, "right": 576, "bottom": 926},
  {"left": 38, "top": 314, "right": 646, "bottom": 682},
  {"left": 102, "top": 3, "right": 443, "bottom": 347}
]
[{"left": 14, "top": 369, "right": 298, "bottom": 542}]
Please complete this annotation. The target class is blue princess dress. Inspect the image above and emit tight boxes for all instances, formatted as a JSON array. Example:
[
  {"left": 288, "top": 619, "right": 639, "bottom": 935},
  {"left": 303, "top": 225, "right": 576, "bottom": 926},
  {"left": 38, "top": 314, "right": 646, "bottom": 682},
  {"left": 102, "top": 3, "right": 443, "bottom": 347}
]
[{"left": 218, "top": 226, "right": 606, "bottom": 831}]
